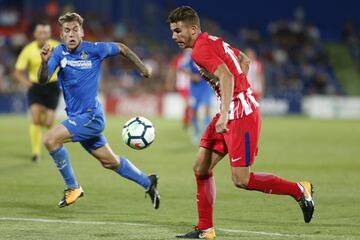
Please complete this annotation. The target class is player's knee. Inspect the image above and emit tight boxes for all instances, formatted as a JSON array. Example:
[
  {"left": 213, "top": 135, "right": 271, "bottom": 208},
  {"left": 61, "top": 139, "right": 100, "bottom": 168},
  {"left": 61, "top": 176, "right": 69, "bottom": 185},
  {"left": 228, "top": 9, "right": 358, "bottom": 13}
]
[
  {"left": 101, "top": 162, "right": 115, "bottom": 170},
  {"left": 100, "top": 159, "right": 119, "bottom": 170},
  {"left": 232, "top": 176, "right": 249, "bottom": 189},
  {"left": 43, "top": 133, "right": 56, "bottom": 150},
  {"left": 193, "top": 156, "right": 210, "bottom": 176}
]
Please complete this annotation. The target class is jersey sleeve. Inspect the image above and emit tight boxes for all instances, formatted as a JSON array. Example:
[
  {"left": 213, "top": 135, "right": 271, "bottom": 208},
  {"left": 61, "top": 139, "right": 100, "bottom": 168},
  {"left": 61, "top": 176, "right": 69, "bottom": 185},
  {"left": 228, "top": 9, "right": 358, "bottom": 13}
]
[
  {"left": 15, "top": 47, "right": 29, "bottom": 70},
  {"left": 47, "top": 46, "right": 61, "bottom": 77},
  {"left": 192, "top": 44, "right": 224, "bottom": 74},
  {"left": 95, "top": 42, "right": 120, "bottom": 60}
]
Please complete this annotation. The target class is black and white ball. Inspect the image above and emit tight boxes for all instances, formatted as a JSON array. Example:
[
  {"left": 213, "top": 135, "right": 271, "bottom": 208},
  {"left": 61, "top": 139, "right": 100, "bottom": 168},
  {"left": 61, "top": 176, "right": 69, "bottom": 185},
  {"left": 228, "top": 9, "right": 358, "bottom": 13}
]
[{"left": 122, "top": 116, "right": 155, "bottom": 150}]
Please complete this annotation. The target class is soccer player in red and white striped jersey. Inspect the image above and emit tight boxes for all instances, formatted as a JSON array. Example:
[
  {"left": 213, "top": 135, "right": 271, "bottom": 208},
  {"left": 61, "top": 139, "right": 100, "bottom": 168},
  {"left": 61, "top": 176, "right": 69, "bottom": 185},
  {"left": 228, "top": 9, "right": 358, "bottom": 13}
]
[{"left": 168, "top": 6, "right": 315, "bottom": 239}]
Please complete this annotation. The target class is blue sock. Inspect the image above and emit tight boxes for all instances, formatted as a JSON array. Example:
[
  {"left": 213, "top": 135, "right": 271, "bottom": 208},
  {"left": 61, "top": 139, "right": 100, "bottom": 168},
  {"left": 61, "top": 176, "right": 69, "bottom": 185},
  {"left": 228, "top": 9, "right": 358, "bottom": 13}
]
[
  {"left": 192, "top": 116, "right": 199, "bottom": 139},
  {"left": 50, "top": 146, "right": 78, "bottom": 189},
  {"left": 117, "top": 157, "right": 150, "bottom": 189},
  {"left": 204, "top": 116, "right": 211, "bottom": 128}
]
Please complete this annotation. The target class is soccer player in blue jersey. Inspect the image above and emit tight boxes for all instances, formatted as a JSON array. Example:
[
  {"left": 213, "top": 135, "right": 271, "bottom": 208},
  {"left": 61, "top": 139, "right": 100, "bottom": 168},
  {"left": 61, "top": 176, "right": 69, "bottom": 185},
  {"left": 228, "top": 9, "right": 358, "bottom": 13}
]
[
  {"left": 38, "top": 12, "right": 160, "bottom": 209},
  {"left": 181, "top": 56, "right": 213, "bottom": 143}
]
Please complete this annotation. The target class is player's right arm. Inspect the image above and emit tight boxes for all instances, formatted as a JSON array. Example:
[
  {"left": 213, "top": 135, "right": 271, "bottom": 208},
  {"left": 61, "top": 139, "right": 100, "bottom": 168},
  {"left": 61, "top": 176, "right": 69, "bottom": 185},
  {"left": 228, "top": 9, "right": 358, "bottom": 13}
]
[
  {"left": 14, "top": 69, "right": 32, "bottom": 88},
  {"left": 192, "top": 45, "right": 234, "bottom": 133},
  {"left": 38, "top": 43, "right": 53, "bottom": 85},
  {"left": 213, "top": 63, "right": 234, "bottom": 133},
  {"left": 14, "top": 47, "right": 32, "bottom": 88}
]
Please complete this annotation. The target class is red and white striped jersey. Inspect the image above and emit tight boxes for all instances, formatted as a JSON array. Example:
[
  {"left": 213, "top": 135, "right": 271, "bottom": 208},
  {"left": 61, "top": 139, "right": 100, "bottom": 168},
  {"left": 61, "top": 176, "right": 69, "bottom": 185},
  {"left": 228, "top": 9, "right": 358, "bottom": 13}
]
[{"left": 192, "top": 32, "right": 259, "bottom": 120}]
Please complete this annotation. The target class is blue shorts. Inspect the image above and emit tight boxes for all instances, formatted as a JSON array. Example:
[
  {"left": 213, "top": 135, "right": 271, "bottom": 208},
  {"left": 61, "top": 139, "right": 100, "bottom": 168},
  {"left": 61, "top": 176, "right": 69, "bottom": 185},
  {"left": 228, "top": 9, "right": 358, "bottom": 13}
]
[
  {"left": 190, "top": 81, "right": 213, "bottom": 110},
  {"left": 62, "top": 110, "right": 107, "bottom": 152}
]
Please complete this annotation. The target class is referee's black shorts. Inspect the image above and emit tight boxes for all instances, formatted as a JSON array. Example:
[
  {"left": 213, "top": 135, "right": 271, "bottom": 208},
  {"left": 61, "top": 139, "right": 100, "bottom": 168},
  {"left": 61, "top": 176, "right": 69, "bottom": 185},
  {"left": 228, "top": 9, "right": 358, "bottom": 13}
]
[{"left": 27, "top": 82, "right": 60, "bottom": 110}]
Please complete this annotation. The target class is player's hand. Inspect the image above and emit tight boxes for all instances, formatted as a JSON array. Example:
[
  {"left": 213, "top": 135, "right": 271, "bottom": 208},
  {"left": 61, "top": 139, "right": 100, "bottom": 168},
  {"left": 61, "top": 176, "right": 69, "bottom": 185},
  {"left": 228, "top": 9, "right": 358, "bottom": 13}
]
[
  {"left": 40, "top": 43, "right": 53, "bottom": 63},
  {"left": 215, "top": 113, "right": 229, "bottom": 133},
  {"left": 141, "top": 64, "right": 152, "bottom": 78}
]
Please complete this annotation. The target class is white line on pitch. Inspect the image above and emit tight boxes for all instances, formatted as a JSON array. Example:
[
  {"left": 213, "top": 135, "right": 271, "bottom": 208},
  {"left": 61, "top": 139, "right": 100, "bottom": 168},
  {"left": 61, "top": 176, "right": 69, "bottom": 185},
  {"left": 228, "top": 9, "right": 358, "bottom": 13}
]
[
  {"left": 0, "top": 217, "right": 315, "bottom": 238},
  {"left": 218, "top": 228, "right": 301, "bottom": 237},
  {"left": 0, "top": 217, "right": 149, "bottom": 226}
]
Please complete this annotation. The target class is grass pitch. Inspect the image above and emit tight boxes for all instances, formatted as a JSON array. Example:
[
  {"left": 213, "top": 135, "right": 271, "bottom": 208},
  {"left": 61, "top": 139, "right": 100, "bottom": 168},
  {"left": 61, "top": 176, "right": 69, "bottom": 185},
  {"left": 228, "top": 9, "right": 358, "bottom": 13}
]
[{"left": 0, "top": 115, "right": 359, "bottom": 239}]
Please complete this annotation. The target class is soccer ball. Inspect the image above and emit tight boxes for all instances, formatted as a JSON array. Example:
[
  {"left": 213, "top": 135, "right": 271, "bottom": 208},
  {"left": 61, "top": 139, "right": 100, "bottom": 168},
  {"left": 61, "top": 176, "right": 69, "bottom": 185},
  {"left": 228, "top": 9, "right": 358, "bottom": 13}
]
[{"left": 122, "top": 116, "right": 155, "bottom": 150}]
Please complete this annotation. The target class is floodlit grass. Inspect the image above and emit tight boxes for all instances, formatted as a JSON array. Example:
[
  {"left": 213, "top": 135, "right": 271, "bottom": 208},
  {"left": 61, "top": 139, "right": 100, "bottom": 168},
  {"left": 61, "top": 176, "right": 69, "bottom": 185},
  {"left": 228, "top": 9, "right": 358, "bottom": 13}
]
[{"left": 0, "top": 115, "right": 359, "bottom": 239}]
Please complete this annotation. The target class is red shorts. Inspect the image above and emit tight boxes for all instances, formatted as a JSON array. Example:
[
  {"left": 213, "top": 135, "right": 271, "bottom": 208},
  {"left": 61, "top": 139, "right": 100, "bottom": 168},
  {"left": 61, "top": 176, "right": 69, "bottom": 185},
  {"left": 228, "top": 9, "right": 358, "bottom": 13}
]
[{"left": 200, "top": 108, "right": 261, "bottom": 167}]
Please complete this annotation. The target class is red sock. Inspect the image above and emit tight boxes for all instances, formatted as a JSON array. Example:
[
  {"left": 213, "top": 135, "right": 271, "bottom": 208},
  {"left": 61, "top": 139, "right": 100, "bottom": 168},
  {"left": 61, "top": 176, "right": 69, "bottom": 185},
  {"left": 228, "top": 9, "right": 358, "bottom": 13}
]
[
  {"left": 183, "top": 106, "right": 191, "bottom": 127},
  {"left": 247, "top": 172, "right": 302, "bottom": 200},
  {"left": 196, "top": 172, "right": 216, "bottom": 230}
]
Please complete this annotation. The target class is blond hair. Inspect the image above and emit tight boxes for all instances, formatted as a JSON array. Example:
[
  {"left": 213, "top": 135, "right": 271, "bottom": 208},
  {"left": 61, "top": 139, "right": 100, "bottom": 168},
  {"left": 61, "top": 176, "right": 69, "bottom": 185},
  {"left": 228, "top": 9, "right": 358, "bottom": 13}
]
[{"left": 58, "top": 12, "right": 84, "bottom": 26}]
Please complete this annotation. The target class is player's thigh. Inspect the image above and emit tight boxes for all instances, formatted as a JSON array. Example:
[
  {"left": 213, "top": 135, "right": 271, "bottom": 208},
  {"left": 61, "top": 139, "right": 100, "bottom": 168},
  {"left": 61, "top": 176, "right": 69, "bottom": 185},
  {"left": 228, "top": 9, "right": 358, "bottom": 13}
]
[
  {"left": 29, "top": 104, "right": 45, "bottom": 124},
  {"left": 90, "top": 143, "right": 119, "bottom": 170},
  {"left": 44, "top": 109, "right": 56, "bottom": 128},
  {"left": 197, "top": 114, "right": 228, "bottom": 175},
  {"left": 224, "top": 109, "right": 261, "bottom": 168},
  {"left": 194, "top": 147, "right": 225, "bottom": 175}
]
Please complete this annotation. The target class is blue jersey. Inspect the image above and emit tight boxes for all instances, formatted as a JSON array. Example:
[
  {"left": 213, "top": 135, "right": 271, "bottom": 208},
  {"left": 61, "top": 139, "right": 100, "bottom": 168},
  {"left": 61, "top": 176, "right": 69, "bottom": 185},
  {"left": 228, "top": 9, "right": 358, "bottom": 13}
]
[
  {"left": 180, "top": 57, "right": 213, "bottom": 101},
  {"left": 48, "top": 41, "right": 120, "bottom": 116}
]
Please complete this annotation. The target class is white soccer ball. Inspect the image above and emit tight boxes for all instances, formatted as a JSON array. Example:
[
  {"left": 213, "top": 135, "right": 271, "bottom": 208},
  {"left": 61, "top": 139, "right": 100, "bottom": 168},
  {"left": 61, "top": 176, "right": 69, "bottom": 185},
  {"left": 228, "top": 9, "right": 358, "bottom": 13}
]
[{"left": 122, "top": 116, "right": 155, "bottom": 150}]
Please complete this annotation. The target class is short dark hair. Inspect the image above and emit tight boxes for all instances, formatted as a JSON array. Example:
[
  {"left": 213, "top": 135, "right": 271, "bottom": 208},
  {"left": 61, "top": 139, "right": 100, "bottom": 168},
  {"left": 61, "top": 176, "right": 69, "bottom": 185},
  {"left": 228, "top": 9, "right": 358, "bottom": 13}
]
[
  {"left": 31, "top": 20, "right": 50, "bottom": 33},
  {"left": 58, "top": 12, "right": 84, "bottom": 27},
  {"left": 167, "top": 6, "right": 200, "bottom": 27}
]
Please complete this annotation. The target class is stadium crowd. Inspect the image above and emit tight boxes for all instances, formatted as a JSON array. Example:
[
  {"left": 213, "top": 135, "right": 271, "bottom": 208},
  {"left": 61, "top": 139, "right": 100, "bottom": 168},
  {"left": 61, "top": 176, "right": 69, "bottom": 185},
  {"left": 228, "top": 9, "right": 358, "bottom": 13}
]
[
  {"left": 342, "top": 19, "right": 360, "bottom": 71},
  {"left": 0, "top": 3, "right": 343, "bottom": 99}
]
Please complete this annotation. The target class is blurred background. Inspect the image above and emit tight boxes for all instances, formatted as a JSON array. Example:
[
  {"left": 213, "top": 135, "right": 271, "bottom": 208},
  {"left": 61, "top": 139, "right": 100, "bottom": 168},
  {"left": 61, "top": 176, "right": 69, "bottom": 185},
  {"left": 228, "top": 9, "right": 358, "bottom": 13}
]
[{"left": 0, "top": 0, "right": 360, "bottom": 119}]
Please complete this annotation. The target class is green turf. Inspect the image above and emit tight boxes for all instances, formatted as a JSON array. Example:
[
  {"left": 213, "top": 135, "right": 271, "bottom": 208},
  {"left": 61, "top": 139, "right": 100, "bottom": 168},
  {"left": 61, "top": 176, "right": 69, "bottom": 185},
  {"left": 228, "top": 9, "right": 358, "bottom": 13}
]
[
  {"left": 326, "top": 43, "right": 360, "bottom": 96},
  {"left": 0, "top": 115, "right": 359, "bottom": 239}
]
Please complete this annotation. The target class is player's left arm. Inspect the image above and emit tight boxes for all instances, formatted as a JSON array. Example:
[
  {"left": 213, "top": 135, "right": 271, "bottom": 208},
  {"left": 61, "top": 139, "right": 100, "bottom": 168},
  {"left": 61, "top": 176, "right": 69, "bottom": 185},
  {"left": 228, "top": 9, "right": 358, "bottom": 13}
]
[{"left": 117, "top": 43, "right": 152, "bottom": 78}]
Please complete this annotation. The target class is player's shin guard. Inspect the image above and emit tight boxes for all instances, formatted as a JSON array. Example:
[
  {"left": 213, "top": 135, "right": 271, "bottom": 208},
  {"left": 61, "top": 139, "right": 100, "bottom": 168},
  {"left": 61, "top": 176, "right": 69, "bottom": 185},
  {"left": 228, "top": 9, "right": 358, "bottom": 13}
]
[
  {"left": 29, "top": 123, "right": 42, "bottom": 156},
  {"left": 247, "top": 172, "right": 302, "bottom": 200},
  {"left": 196, "top": 172, "right": 216, "bottom": 230},
  {"left": 50, "top": 145, "right": 78, "bottom": 189},
  {"left": 117, "top": 157, "right": 150, "bottom": 189}
]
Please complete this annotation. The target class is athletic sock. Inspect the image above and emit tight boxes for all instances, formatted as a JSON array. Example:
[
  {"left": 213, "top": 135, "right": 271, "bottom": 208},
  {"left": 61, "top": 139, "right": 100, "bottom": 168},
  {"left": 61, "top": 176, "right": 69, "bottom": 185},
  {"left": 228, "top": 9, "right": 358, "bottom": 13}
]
[
  {"left": 50, "top": 145, "right": 78, "bottom": 189},
  {"left": 196, "top": 172, "right": 216, "bottom": 230},
  {"left": 184, "top": 105, "right": 191, "bottom": 128},
  {"left": 117, "top": 157, "right": 150, "bottom": 189},
  {"left": 29, "top": 123, "right": 42, "bottom": 155},
  {"left": 192, "top": 115, "right": 199, "bottom": 140},
  {"left": 247, "top": 172, "right": 302, "bottom": 200},
  {"left": 204, "top": 116, "right": 211, "bottom": 128}
]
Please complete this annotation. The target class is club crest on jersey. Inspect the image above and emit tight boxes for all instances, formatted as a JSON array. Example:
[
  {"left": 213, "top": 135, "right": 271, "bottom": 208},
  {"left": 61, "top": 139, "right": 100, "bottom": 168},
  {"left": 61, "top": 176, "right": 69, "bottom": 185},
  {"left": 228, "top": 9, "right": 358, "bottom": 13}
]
[
  {"left": 60, "top": 57, "right": 67, "bottom": 68},
  {"left": 80, "top": 51, "right": 89, "bottom": 60}
]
